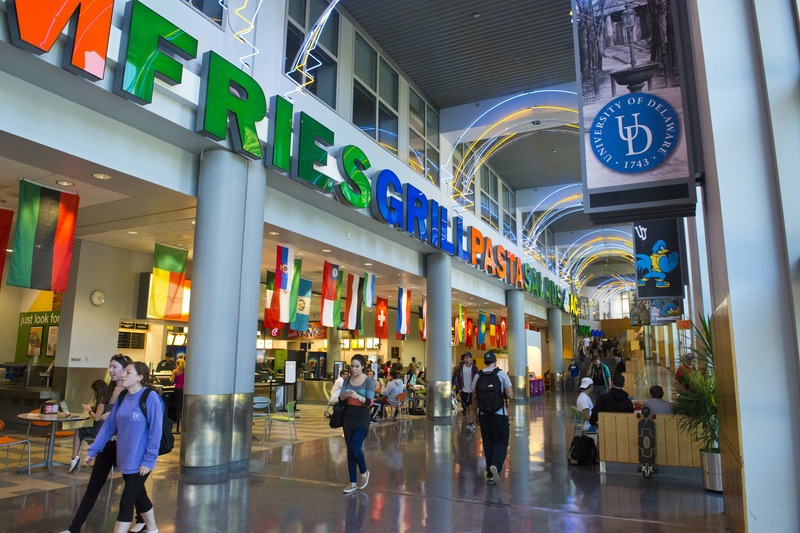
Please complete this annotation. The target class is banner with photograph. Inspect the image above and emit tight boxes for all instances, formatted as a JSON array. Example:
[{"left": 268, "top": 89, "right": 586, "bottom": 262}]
[
  {"left": 573, "top": 0, "right": 697, "bottom": 221},
  {"left": 630, "top": 298, "right": 651, "bottom": 327},
  {"left": 634, "top": 218, "right": 685, "bottom": 299}
]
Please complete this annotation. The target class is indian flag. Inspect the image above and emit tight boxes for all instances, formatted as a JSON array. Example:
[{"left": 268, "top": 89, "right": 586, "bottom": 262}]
[
  {"left": 148, "top": 244, "right": 188, "bottom": 320},
  {"left": 7, "top": 180, "right": 79, "bottom": 292}
]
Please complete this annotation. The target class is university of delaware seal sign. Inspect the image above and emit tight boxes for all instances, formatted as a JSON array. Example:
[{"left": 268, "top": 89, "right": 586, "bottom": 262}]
[{"left": 590, "top": 94, "right": 679, "bottom": 173}]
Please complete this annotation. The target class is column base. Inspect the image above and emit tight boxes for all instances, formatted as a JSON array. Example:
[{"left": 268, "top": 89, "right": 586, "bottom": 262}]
[{"left": 426, "top": 380, "right": 454, "bottom": 419}]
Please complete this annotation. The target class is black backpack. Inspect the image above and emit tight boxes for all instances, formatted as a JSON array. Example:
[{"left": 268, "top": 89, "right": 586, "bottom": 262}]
[
  {"left": 117, "top": 387, "right": 174, "bottom": 455},
  {"left": 475, "top": 368, "right": 506, "bottom": 414},
  {"left": 568, "top": 435, "right": 598, "bottom": 465}
]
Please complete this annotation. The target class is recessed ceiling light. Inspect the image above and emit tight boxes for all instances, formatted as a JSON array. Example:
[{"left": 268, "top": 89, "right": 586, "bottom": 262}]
[
  {"left": 126, "top": 231, "right": 139, "bottom": 235},
  {"left": 92, "top": 173, "right": 112, "bottom": 180},
  {"left": 321, "top": 249, "right": 332, "bottom": 253},
  {"left": 191, "top": 220, "right": 196, "bottom": 225},
  {"left": 364, "top": 262, "right": 372, "bottom": 266},
  {"left": 56, "top": 180, "right": 74, "bottom": 187},
  {"left": 472, "top": 12, "right": 480, "bottom": 19},
  {"left": 296, "top": 252, "right": 303, "bottom": 256},
  {"left": 268, "top": 231, "right": 279, "bottom": 236}
]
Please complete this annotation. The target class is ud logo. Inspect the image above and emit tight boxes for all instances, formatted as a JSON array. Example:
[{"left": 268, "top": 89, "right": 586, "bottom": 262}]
[{"left": 590, "top": 94, "right": 679, "bottom": 174}]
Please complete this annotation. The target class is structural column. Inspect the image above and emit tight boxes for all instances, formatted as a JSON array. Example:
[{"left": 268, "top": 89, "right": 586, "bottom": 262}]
[
  {"left": 327, "top": 326, "right": 342, "bottom": 374},
  {"left": 182, "top": 150, "right": 254, "bottom": 475},
  {"left": 547, "top": 307, "right": 563, "bottom": 380},
  {"left": 506, "top": 289, "right": 527, "bottom": 399},
  {"left": 425, "top": 252, "right": 452, "bottom": 420},
  {"left": 230, "top": 161, "right": 267, "bottom": 470}
]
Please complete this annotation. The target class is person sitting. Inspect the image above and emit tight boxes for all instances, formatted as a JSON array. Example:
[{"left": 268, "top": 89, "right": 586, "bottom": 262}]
[
  {"left": 576, "top": 377, "right": 596, "bottom": 432},
  {"left": 641, "top": 385, "right": 674, "bottom": 414},
  {"left": 589, "top": 373, "right": 634, "bottom": 427},
  {"left": 368, "top": 370, "right": 381, "bottom": 396},
  {"left": 155, "top": 352, "right": 176, "bottom": 372},
  {"left": 410, "top": 371, "right": 426, "bottom": 410},
  {"left": 371, "top": 370, "right": 404, "bottom": 422}
]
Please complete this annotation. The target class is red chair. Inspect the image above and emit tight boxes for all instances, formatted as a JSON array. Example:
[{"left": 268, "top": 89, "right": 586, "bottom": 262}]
[{"left": 0, "top": 420, "right": 31, "bottom": 475}]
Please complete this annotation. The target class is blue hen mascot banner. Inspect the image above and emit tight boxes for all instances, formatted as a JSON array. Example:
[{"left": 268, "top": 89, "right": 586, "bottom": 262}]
[{"left": 633, "top": 218, "right": 685, "bottom": 300}]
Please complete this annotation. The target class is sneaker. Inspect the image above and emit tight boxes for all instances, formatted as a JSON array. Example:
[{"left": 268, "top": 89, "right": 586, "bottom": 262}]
[
  {"left": 489, "top": 465, "right": 500, "bottom": 483},
  {"left": 343, "top": 483, "right": 357, "bottom": 494},
  {"left": 485, "top": 469, "right": 495, "bottom": 485},
  {"left": 68, "top": 456, "right": 80, "bottom": 473},
  {"left": 358, "top": 470, "right": 370, "bottom": 490}
]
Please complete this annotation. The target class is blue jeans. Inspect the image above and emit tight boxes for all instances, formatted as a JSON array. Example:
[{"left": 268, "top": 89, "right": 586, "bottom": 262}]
[{"left": 344, "top": 426, "right": 367, "bottom": 483}]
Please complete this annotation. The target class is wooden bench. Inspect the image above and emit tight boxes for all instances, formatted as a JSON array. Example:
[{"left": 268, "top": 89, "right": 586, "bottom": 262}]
[{"left": 597, "top": 412, "right": 702, "bottom": 468}]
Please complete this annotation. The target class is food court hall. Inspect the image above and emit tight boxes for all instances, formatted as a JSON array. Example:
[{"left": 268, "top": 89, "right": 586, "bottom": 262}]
[{"left": 0, "top": 1, "right": 797, "bottom": 532}]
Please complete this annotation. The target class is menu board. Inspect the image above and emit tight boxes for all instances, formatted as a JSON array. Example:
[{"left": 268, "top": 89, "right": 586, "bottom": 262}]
[
  {"left": 284, "top": 361, "right": 297, "bottom": 384},
  {"left": 118, "top": 331, "right": 146, "bottom": 350}
]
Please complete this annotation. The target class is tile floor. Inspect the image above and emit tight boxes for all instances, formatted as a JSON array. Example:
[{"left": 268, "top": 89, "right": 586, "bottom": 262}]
[{"left": 0, "top": 364, "right": 727, "bottom": 532}]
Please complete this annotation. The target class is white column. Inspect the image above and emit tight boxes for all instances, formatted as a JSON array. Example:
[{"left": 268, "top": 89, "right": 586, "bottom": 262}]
[
  {"left": 425, "top": 253, "right": 452, "bottom": 419},
  {"left": 506, "top": 289, "right": 527, "bottom": 399}
]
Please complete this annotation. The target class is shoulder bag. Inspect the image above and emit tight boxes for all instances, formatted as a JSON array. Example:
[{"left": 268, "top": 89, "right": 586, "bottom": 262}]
[{"left": 329, "top": 377, "right": 349, "bottom": 429}]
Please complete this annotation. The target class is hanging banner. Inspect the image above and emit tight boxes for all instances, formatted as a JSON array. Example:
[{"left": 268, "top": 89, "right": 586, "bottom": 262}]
[
  {"left": 634, "top": 218, "right": 685, "bottom": 299},
  {"left": 573, "top": 0, "right": 697, "bottom": 222}
]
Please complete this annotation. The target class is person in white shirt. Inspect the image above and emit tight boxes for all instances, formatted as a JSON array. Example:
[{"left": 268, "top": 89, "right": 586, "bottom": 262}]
[
  {"left": 471, "top": 352, "right": 513, "bottom": 485},
  {"left": 330, "top": 369, "right": 350, "bottom": 402},
  {"left": 576, "top": 377, "right": 596, "bottom": 431}
]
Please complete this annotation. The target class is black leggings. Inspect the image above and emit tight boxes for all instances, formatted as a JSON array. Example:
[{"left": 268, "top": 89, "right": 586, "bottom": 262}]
[
  {"left": 68, "top": 441, "right": 143, "bottom": 532},
  {"left": 118, "top": 472, "right": 153, "bottom": 522}
]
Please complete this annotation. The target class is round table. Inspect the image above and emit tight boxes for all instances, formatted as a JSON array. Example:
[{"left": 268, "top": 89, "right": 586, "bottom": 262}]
[{"left": 17, "top": 412, "right": 88, "bottom": 475}]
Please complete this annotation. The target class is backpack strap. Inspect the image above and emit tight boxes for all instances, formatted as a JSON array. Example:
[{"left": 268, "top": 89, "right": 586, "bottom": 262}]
[
  {"left": 139, "top": 387, "right": 152, "bottom": 422},
  {"left": 491, "top": 368, "right": 508, "bottom": 412}
]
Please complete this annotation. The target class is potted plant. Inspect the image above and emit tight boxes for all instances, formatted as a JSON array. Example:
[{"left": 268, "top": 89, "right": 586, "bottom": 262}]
[{"left": 673, "top": 315, "right": 722, "bottom": 492}]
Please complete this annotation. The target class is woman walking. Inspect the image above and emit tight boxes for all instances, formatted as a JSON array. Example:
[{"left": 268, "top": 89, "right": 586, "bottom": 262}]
[
  {"left": 57, "top": 354, "right": 145, "bottom": 533},
  {"left": 85, "top": 362, "right": 163, "bottom": 533},
  {"left": 339, "top": 354, "right": 375, "bottom": 494}
]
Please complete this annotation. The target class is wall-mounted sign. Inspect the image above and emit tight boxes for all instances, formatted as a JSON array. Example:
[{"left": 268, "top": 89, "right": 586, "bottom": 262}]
[
  {"left": 573, "top": 0, "right": 697, "bottom": 222},
  {"left": 4, "top": 0, "right": 578, "bottom": 315}
]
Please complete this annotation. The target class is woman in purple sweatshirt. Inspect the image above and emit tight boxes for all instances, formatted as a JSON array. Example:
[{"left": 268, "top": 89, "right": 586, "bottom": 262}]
[{"left": 86, "top": 362, "right": 163, "bottom": 533}]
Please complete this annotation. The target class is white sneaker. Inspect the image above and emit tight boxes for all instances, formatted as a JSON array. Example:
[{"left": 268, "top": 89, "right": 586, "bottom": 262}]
[
  {"left": 358, "top": 470, "right": 370, "bottom": 489},
  {"left": 343, "top": 482, "right": 357, "bottom": 494},
  {"left": 489, "top": 465, "right": 500, "bottom": 482},
  {"left": 68, "top": 456, "right": 80, "bottom": 473}
]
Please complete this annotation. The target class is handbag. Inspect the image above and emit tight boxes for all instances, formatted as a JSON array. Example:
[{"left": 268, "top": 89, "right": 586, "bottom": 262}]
[
  {"left": 329, "top": 401, "right": 346, "bottom": 428},
  {"left": 329, "top": 376, "right": 350, "bottom": 429}
]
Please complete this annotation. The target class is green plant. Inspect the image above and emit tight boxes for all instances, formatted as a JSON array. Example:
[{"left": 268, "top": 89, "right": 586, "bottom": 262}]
[{"left": 673, "top": 315, "right": 718, "bottom": 451}]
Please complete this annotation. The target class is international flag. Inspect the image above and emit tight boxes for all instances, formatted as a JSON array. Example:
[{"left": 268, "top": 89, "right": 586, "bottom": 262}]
[
  {"left": 264, "top": 271, "right": 282, "bottom": 329},
  {"left": 344, "top": 273, "right": 364, "bottom": 330},
  {"left": 272, "top": 246, "right": 294, "bottom": 323},
  {"left": 147, "top": 244, "right": 188, "bottom": 320},
  {"left": 489, "top": 314, "right": 497, "bottom": 346},
  {"left": 458, "top": 304, "right": 467, "bottom": 343},
  {"left": 289, "top": 278, "right": 312, "bottom": 332},
  {"left": 419, "top": 293, "right": 427, "bottom": 341},
  {"left": 288, "top": 258, "right": 302, "bottom": 323},
  {"left": 364, "top": 272, "right": 376, "bottom": 308},
  {"left": 452, "top": 315, "right": 459, "bottom": 347},
  {"left": 500, "top": 316, "right": 507, "bottom": 347},
  {"left": 477, "top": 310, "right": 487, "bottom": 345},
  {"left": 0, "top": 208, "right": 13, "bottom": 287},
  {"left": 7, "top": 180, "right": 79, "bottom": 292},
  {"left": 397, "top": 287, "right": 411, "bottom": 335},
  {"left": 332, "top": 272, "right": 343, "bottom": 327},
  {"left": 396, "top": 330, "right": 406, "bottom": 341},
  {"left": 465, "top": 318, "right": 473, "bottom": 348},
  {"left": 375, "top": 297, "right": 389, "bottom": 339},
  {"left": 320, "top": 261, "right": 340, "bottom": 327}
]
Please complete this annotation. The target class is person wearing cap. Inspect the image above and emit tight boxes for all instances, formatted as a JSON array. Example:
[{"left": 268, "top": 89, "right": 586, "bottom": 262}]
[
  {"left": 471, "top": 351, "right": 513, "bottom": 485},
  {"left": 576, "top": 377, "right": 596, "bottom": 431}
]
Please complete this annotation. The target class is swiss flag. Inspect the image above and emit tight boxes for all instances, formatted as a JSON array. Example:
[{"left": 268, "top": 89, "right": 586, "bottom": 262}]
[{"left": 375, "top": 297, "right": 389, "bottom": 339}]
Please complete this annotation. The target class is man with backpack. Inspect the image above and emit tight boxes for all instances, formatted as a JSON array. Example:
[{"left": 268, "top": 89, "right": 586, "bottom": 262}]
[{"left": 472, "top": 351, "right": 513, "bottom": 485}]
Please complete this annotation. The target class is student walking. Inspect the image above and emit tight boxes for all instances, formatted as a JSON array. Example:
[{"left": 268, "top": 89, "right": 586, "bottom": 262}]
[
  {"left": 85, "top": 362, "right": 163, "bottom": 533},
  {"left": 57, "top": 354, "right": 145, "bottom": 533},
  {"left": 339, "top": 354, "right": 375, "bottom": 494},
  {"left": 473, "top": 351, "right": 513, "bottom": 485}
]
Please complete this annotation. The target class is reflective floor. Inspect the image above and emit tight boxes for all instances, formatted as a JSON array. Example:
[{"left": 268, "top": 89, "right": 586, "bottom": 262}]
[{"left": 1, "top": 370, "right": 726, "bottom": 532}]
